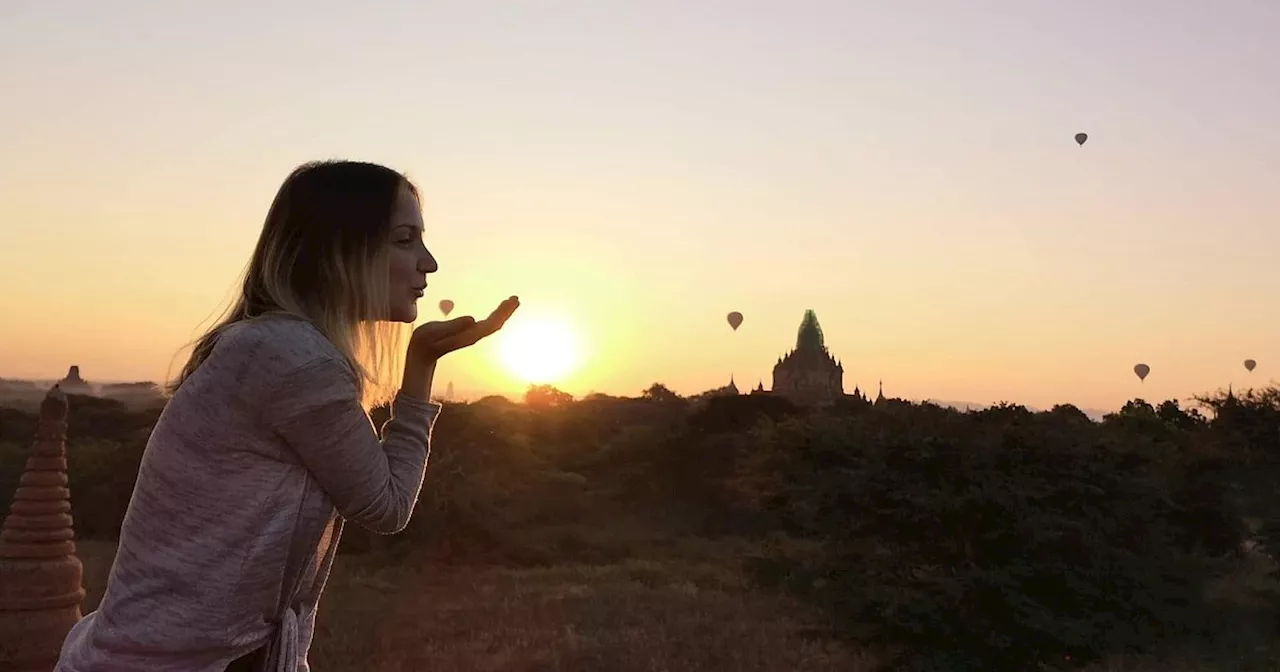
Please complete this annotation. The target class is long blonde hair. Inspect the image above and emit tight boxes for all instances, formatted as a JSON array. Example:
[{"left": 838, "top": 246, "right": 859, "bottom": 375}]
[{"left": 169, "top": 160, "right": 415, "bottom": 408}]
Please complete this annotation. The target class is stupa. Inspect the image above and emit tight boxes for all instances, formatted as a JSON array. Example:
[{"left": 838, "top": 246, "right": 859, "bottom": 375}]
[
  {"left": 0, "top": 385, "right": 86, "bottom": 671},
  {"left": 55, "top": 367, "right": 91, "bottom": 397},
  {"left": 771, "top": 310, "right": 845, "bottom": 405}
]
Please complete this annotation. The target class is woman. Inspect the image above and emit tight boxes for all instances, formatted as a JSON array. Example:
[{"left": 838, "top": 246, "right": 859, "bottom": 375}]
[{"left": 56, "top": 160, "right": 519, "bottom": 671}]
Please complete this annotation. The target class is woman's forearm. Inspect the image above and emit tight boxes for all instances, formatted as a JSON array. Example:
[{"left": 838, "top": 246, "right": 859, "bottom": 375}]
[{"left": 400, "top": 350, "right": 437, "bottom": 402}]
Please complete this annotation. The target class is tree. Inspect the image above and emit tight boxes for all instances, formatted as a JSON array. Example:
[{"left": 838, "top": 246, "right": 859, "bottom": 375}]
[
  {"left": 524, "top": 384, "right": 573, "bottom": 408},
  {"left": 1047, "top": 403, "right": 1091, "bottom": 423},
  {"left": 641, "top": 383, "right": 682, "bottom": 404},
  {"left": 1156, "top": 399, "right": 1205, "bottom": 430},
  {"left": 1113, "top": 398, "right": 1157, "bottom": 419},
  {"left": 734, "top": 409, "right": 1231, "bottom": 670}
]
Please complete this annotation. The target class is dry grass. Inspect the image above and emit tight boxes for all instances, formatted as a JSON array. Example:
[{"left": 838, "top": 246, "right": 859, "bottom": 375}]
[
  {"left": 75, "top": 540, "right": 872, "bottom": 671},
  {"left": 71, "top": 539, "right": 1280, "bottom": 671}
]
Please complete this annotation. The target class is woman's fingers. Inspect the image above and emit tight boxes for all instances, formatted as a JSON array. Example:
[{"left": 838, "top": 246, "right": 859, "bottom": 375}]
[
  {"left": 434, "top": 326, "right": 485, "bottom": 352},
  {"left": 439, "top": 315, "right": 477, "bottom": 335},
  {"left": 436, "top": 299, "right": 519, "bottom": 353},
  {"left": 486, "top": 297, "right": 520, "bottom": 327},
  {"left": 477, "top": 297, "right": 516, "bottom": 322},
  {"left": 414, "top": 297, "right": 518, "bottom": 356},
  {"left": 471, "top": 297, "right": 520, "bottom": 336}
]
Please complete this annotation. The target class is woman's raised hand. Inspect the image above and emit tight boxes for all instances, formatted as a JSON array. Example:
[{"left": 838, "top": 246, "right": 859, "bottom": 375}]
[{"left": 409, "top": 296, "right": 520, "bottom": 361}]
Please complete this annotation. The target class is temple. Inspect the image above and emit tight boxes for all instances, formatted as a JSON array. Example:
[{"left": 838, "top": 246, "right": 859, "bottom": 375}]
[
  {"left": 706, "top": 375, "right": 740, "bottom": 397},
  {"left": 55, "top": 367, "right": 91, "bottom": 397},
  {"left": 771, "top": 310, "right": 845, "bottom": 405},
  {"left": 0, "top": 386, "right": 86, "bottom": 671}
]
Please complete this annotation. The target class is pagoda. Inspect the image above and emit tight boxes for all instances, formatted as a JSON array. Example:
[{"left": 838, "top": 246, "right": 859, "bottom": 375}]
[
  {"left": 55, "top": 367, "right": 91, "bottom": 396},
  {"left": 0, "top": 386, "right": 86, "bottom": 671},
  {"left": 771, "top": 310, "right": 845, "bottom": 405}
]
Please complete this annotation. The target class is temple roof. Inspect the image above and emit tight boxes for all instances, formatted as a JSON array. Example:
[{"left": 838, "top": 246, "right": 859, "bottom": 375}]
[
  {"left": 776, "top": 347, "right": 841, "bottom": 370},
  {"left": 775, "top": 309, "right": 842, "bottom": 372},
  {"left": 796, "top": 310, "right": 825, "bottom": 352}
]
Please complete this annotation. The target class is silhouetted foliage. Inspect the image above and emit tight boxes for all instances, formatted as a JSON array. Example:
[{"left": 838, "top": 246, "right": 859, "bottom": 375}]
[
  {"left": 687, "top": 394, "right": 801, "bottom": 435},
  {"left": 523, "top": 384, "right": 574, "bottom": 408},
  {"left": 3, "top": 384, "right": 1279, "bottom": 669},
  {"left": 734, "top": 408, "right": 1227, "bottom": 669},
  {"left": 641, "top": 383, "right": 683, "bottom": 405}
]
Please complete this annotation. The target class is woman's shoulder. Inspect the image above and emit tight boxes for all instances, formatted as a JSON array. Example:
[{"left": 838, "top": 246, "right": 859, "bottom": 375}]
[{"left": 214, "top": 315, "right": 348, "bottom": 377}]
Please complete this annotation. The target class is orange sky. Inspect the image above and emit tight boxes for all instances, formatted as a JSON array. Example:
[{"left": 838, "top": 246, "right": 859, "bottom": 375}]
[{"left": 2, "top": 1, "right": 1277, "bottom": 411}]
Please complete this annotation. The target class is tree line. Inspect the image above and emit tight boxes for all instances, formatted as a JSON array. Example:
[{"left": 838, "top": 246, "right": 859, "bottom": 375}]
[{"left": 3, "top": 384, "right": 1279, "bottom": 670}]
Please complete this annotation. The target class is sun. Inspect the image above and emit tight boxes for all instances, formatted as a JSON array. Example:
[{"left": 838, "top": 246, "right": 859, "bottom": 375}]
[{"left": 495, "top": 314, "right": 585, "bottom": 385}]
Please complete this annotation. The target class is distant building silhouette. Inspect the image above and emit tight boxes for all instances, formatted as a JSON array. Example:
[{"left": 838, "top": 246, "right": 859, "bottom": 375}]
[
  {"left": 687, "top": 375, "right": 740, "bottom": 408},
  {"left": 707, "top": 375, "right": 739, "bottom": 397},
  {"left": 56, "top": 366, "right": 91, "bottom": 396},
  {"left": 771, "top": 310, "right": 844, "bottom": 405}
]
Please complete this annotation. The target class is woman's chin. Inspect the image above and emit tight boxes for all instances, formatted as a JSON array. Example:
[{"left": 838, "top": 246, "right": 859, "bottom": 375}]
[{"left": 388, "top": 305, "right": 418, "bottom": 324}]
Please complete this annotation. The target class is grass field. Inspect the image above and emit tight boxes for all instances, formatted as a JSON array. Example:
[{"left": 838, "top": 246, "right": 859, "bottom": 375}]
[
  {"left": 72, "top": 539, "right": 1280, "bottom": 671},
  {"left": 75, "top": 539, "right": 870, "bottom": 671}
]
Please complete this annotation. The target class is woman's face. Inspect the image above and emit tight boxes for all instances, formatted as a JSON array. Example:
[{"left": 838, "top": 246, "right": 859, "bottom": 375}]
[{"left": 386, "top": 185, "right": 438, "bottom": 323}]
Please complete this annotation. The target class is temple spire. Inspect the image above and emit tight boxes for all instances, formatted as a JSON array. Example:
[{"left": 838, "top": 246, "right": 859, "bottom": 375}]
[
  {"left": 795, "top": 310, "right": 825, "bottom": 351},
  {"left": 0, "top": 385, "right": 86, "bottom": 671}
]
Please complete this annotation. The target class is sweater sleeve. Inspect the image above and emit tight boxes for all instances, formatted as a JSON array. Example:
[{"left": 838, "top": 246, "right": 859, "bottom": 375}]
[{"left": 262, "top": 355, "right": 441, "bottom": 534}]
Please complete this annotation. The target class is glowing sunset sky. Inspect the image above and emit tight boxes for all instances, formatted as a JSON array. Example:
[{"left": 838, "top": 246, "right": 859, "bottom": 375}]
[{"left": 1, "top": 1, "right": 1277, "bottom": 410}]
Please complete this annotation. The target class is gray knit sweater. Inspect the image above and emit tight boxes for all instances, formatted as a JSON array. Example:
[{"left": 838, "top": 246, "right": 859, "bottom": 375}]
[{"left": 55, "top": 316, "right": 440, "bottom": 672}]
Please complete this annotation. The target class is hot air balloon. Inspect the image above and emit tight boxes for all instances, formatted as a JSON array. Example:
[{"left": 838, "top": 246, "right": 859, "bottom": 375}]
[
  {"left": 439, "top": 299, "right": 454, "bottom": 316},
  {"left": 1133, "top": 363, "right": 1150, "bottom": 382},
  {"left": 1075, "top": 132, "right": 1088, "bottom": 146},
  {"left": 726, "top": 312, "right": 743, "bottom": 331},
  {"left": 1244, "top": 359, "right": 1257, "bottom": 372}
]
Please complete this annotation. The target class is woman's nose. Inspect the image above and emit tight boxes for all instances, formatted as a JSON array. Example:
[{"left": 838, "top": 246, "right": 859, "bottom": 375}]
[{"left": 421, "top": 249, "right": 439, "bottom": 274}]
